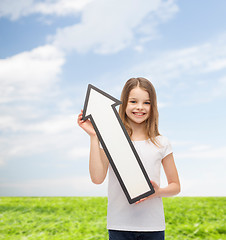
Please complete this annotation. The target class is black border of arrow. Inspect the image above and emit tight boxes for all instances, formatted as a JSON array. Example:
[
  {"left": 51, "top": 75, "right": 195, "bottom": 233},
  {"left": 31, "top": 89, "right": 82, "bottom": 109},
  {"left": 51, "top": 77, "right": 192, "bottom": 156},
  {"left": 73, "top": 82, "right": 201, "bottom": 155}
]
[{"left": 82, "top": 84, "right": 155, "bottom": 204}]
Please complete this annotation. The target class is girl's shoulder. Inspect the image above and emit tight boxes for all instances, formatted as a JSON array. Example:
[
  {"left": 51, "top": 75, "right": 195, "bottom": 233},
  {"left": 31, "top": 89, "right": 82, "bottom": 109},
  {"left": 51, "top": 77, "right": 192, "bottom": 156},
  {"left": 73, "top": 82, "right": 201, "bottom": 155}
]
[
  {"left": 155, "top": 135, "right": 173, "bottom": 158},
  {"left": 155, "top": 135, "right": 171, "bottom": 146}
]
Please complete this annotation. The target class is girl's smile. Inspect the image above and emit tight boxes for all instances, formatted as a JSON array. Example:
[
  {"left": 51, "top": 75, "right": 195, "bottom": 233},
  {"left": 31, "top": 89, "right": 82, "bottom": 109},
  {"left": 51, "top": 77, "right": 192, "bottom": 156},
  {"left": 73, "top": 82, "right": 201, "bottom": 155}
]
[
  {"left": 126, "top": 87, "right": 151, "bottom": 125},
  {"left": 133, "top": 112, "right": 146, "bottom": 116}
]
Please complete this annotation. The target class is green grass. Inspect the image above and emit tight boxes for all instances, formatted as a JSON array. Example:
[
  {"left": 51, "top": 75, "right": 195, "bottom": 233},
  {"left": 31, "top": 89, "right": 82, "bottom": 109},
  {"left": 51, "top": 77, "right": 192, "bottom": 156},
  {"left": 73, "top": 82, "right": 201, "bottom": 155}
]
[
  {"left": 0, "top": 197, "right": 225, "bottom": 239},
  {"left": 163, "top": 197, "right": 225, "bottom": 240}
]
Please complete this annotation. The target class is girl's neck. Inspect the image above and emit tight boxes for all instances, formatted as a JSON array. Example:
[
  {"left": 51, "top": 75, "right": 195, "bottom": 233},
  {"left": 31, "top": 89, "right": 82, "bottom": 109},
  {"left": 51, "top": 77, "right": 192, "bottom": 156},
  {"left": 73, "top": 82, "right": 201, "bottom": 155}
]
[{"left": 129, "top": 121, "right": 148, "bottom": 141}]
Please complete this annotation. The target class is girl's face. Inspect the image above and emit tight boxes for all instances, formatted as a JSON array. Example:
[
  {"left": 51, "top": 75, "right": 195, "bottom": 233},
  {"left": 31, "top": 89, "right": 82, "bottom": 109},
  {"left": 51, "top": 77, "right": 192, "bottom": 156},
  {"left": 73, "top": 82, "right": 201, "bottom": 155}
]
[{"left": 125, "top": 87, "right": 151, "bottom": 125}]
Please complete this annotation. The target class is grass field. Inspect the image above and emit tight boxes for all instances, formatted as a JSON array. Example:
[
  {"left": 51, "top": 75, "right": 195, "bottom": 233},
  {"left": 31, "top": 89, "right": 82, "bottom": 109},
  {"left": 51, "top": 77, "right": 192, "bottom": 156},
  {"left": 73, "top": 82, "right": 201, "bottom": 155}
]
[{"left": 0, "top": 197, "right": 225, "bottom": 239}]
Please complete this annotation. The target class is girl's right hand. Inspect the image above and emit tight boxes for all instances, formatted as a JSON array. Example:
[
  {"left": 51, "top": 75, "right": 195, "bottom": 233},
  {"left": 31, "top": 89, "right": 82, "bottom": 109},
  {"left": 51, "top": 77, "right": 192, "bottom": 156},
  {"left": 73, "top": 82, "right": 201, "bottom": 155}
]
[{"left": 77, "top": 110, "right": 96, "bottom": 137}]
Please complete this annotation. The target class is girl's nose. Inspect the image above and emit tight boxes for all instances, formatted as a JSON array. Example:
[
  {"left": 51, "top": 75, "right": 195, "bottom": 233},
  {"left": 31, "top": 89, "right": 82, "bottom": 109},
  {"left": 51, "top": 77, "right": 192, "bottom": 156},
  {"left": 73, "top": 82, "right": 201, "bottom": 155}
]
[{"left": 136, "top": 103, "right": 143, "bottom": 109}]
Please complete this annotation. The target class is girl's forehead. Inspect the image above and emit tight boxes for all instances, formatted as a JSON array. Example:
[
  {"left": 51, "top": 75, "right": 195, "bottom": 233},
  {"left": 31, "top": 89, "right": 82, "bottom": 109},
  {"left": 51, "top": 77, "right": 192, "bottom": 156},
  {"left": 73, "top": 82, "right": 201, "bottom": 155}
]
[{"left": 129, "top": 87, "right": 149, "bottom": 98}]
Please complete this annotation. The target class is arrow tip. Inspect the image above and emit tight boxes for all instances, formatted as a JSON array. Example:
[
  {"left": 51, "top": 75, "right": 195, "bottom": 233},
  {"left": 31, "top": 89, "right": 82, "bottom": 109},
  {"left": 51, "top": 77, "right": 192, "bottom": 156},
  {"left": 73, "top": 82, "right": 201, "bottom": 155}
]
[{"left": 82, "top": 84, "right": 122, "bottom": 120}]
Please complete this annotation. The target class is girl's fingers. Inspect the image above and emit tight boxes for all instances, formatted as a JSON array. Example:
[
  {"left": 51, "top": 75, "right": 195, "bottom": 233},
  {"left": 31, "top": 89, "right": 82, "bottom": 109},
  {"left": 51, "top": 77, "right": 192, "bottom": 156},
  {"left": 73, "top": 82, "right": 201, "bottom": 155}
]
[
  {"left": 135, "top": 197, "right": 147, "bottom": 204},
  {"left": 151, "top": 180, "right": 159, "bottom": 190},
  {"left": 78, "top": 110, "right": 84, "bottom": 121},
  {"left": 77, "top": 113, "right": 84, "bottom": 125}
]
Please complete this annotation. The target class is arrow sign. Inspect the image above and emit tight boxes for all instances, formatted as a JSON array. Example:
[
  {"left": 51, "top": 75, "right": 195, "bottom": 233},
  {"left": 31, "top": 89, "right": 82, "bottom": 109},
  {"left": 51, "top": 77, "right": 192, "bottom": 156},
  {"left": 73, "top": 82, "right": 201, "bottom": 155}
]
[{"left": 82, "top": 84, "right": 155, "bottom": 204}]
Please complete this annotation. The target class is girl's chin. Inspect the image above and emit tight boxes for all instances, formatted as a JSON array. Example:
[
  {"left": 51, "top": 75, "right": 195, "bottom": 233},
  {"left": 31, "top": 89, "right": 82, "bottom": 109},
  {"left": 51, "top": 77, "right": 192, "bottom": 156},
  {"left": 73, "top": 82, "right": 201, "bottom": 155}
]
[{"left": 128, "top": 118, "right": 147, "bottom": 125}]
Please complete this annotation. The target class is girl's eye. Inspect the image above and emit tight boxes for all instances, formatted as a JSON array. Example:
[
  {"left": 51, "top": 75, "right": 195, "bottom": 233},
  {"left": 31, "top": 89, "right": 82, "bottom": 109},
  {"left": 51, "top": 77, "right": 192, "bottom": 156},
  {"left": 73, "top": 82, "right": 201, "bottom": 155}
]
[
  {"left": 130, "top": 101, "right": 136, "bottom": 103},
  {"left": 144, "top": 102, "right": 150, "bottom": 104}
]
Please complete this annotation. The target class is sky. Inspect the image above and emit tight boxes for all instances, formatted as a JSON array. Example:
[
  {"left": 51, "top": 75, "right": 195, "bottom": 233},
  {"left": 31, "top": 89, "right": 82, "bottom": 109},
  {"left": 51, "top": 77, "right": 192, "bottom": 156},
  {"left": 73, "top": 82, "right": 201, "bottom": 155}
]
[{"left": 0, "top": 0, "right": 226, "bottom": 197}]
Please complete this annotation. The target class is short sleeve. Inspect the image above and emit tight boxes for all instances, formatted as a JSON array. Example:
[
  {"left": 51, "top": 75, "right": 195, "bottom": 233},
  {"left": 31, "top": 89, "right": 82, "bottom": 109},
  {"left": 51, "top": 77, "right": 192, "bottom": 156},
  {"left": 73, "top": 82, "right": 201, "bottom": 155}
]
[{"left": 161, "top": 136, "right": 173, "bottom": 159}]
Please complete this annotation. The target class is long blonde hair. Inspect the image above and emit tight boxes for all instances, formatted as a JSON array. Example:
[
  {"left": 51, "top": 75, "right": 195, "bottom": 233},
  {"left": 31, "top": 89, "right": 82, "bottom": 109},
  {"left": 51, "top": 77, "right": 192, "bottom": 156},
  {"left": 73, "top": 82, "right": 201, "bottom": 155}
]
[{"left": 119, "top": 77, "right": 160, "bottom": 146}]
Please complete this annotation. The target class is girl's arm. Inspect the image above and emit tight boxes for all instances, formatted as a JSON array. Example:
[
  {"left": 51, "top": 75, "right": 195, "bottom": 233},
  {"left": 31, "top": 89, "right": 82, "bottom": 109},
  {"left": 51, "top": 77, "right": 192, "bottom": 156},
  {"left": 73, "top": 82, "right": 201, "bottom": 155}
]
[
  {"left": 136, "top": 153, "right": 180, "bottom": 203},
  {"left": 77, "top": 110, "right": 109, "bottom": 184},
  {"left": 156, "top": 153, "right": 180, "bottom": 197}
]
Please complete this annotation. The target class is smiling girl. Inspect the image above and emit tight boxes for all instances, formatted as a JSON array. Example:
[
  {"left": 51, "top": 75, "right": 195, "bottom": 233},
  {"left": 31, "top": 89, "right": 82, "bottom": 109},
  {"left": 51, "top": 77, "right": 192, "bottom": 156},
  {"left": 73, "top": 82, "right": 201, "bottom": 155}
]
[{"left": 77, "top": 77, "right": 180, "bottom": 240}]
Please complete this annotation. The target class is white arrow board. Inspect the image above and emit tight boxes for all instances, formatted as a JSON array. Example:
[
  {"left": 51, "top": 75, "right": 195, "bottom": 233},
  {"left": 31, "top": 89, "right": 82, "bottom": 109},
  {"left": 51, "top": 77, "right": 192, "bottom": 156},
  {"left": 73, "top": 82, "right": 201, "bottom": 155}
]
[{"left": 82, "top": 84, "right": 155, "bottom": 204}]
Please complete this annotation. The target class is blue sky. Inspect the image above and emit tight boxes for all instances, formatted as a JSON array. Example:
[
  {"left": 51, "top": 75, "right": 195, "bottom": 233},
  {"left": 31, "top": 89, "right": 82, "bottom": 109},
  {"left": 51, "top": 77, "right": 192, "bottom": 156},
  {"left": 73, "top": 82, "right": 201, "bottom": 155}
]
[{"left": 0, "top": 0, "right": 226, "bottom": 197}]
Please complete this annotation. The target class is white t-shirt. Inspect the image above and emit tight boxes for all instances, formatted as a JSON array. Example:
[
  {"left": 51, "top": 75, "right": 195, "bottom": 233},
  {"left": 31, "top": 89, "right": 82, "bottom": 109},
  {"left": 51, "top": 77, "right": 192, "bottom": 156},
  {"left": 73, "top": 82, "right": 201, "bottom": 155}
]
[{"left": 107, "top": 135, "right": 173, "bottom": 231}]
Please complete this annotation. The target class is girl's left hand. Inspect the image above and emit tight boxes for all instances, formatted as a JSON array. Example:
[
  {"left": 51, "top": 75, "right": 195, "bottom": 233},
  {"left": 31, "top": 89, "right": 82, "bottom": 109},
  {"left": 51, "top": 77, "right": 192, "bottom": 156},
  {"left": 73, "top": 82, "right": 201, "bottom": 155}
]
[{"left": 135, "top": 180, "right": 160, "bottom": 204}]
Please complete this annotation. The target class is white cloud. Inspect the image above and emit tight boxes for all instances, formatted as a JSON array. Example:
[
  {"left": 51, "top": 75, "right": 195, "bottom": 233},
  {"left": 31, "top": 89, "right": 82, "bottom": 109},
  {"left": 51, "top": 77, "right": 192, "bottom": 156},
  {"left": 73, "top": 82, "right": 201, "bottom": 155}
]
[
  {"left": 0, "top": 0, "right": 178, "bottom": 54},
  {"left": 68, "top": 146, "right": 90, "bottom": 159},
  {"left": 0, "top": 44, "right": 71, "bottom": 166},
  {"left": 117, "top": 33, "right": 226, "bottom": 105},
  {"left": 175, "top": 145, "right": 226, "bottom": 160},
  {"left": 0, "top": 175, "right": 108, "bottom": 196},
  {"left": 52, "top": 0, "right": 178, "bottom": 54},
  {"left": 212, "top": 76, "right": 226, "bottom": 98},
  {"left": 0, "top": 158, "right": 4, "bottom": 167},
  {"left": 26, "top": 115, "right": 75, "bottom": 134},
  {"left": 189, "top": 144, "right": 212, "bottom": 152},
  {"left": 0, "top": 0, "right": 93, "bottom": 20},
  {"left": 91, "top": 33, "right": 226, "bottom": 103},
  {"left": 161, "top": 142, "right": 226, "bottom": 196},
  {"left": 0, "top": 114, "right": 83, "bottom": 163},
  {"left": 33, "top": 0, "right": 93, "bottom": 16},
  {"left": 0, "top": 0, "right": 33, "bottom": 20},
  {"left": 130, "top": 41, "right": 226, "bottom": 86},
  {"left": 0, "top": 44, "right": 65, "bottom": 103},
  {"left": 0, "top": 114, "right": 77, "bottom": 135},
  {"left": 179, "top": 176, "right": 226, "bottom": 197}
]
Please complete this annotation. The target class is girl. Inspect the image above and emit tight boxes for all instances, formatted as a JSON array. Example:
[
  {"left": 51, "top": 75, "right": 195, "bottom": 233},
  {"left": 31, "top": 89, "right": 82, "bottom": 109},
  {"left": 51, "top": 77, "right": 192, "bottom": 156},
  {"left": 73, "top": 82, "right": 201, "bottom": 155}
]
[{"left": 77, "top": 77, "right": 180, "bottom": 240}]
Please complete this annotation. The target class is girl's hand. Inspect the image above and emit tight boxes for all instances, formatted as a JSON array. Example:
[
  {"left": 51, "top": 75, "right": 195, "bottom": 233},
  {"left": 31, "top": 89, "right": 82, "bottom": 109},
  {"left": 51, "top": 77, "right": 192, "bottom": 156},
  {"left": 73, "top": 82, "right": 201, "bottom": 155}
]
[
  {"left": 135, "top": 180, "right": 160, "bottom": 204},
  {"left": 77, "top": 110, "right": 96, "bottom": 137}
]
